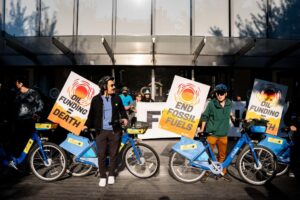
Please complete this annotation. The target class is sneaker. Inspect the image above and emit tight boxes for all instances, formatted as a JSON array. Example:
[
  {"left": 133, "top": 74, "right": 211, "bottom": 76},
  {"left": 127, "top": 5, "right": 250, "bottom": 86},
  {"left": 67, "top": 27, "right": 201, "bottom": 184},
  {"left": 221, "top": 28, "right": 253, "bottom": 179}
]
[
  {"left": 108, "top": 176, "right": 115, "bottom": 185},
  {"left": 289, "top": 172, "right": 295, "bottom": 178},
  {"left": 222, "top": 173, "right": 232, "bottom": 182},
  {"left": 99, "top": 178, "right": 107, "bottom": 187}
]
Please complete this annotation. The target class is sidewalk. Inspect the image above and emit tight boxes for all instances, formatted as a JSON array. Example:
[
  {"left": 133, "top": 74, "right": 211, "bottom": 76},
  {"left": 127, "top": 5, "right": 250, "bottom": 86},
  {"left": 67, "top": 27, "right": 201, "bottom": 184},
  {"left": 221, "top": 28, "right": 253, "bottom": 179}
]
[{"left": 1, "top": 139, "right": 300, "bottom": 200}]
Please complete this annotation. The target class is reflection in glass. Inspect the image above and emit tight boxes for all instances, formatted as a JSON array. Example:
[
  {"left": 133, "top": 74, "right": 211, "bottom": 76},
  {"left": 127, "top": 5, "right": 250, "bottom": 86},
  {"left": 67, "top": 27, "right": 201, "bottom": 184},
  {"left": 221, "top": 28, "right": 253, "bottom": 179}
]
[
  {"left": 78, "top": 0, "right": 112, "bottom": 35},
  {"left": 117, "top": 0, "right": 151, "bottom": 35},
  {"left": 155, "top": 0, "right": 189, "bottom": 35},
  {"left": 194, "top": 0, "right": 229, "bottom": 37}
]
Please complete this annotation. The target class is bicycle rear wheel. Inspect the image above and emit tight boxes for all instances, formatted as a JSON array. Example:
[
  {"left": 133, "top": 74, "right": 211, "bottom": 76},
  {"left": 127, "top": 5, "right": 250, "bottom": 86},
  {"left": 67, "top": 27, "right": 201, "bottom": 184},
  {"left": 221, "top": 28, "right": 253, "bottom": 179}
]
[
  {"left": 276, "top": 162, "right": 289, "bottom": 176},
  {"left": 124, "top": 143, "right": 160, "bottom": 178},
  {"left": 169, "top": 151, "right": 206, "bottom": 183},
  {"left": 30, "top": 142, "right": 67, "bottom": 181},
  {"left": 237, "top": 146, "right": 277, "bottom": 185}
]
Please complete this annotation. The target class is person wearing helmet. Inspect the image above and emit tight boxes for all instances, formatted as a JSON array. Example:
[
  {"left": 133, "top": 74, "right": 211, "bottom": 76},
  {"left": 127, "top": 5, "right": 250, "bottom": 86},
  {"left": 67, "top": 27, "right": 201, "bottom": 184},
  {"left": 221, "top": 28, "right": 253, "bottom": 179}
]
[
  {"left": 142, "top": 89, "right": 154, "bottom": 102},
  {"left": 85, "top": 75, "right": 128, "bottom": 187},
  {"left": 199, "top": 83, "right": 233, "bottom": 182}
]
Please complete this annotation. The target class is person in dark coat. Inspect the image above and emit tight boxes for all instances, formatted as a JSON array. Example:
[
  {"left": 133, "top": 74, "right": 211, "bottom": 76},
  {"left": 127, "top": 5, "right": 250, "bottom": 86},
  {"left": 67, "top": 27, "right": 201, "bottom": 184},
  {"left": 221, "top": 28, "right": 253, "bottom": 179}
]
[{"left": 85, "top": 76, "right": 128, "bottom": 187}]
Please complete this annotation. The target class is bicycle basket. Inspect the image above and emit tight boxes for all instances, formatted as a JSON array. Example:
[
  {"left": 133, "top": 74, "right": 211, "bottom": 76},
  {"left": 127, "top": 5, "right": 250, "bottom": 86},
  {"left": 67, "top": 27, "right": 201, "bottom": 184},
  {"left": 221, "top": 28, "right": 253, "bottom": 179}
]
[
  {"left": 244, "top": 119, "right": 268, "bottom": 134},
  {"left": 258, "top": 134, "right": 288, "bottom": 156},
  {"left": 127, "top": 121, "right": 148, "bottom": 134},
  {"left": 60, "top": 133, "right": 97, "bottom": 158},
  {"left": 35, "top": 123, "right": 58, "bottom": 130},
  {"left": 249, "top": 125, "right": 267, "bottom": 133},
  {"left": 172, "top": 136, "right": 209, "bottom": 162},
  {"left": 133, "top": 121, "right": 149, "bottom": 129}
]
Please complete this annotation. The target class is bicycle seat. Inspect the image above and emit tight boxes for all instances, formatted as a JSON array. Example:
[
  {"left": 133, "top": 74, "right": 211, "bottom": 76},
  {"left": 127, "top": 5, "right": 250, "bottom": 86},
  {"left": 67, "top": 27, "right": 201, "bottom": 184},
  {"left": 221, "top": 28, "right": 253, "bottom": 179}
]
[{"left": 35, "top": 123, "right": 58, "bottom": 131}]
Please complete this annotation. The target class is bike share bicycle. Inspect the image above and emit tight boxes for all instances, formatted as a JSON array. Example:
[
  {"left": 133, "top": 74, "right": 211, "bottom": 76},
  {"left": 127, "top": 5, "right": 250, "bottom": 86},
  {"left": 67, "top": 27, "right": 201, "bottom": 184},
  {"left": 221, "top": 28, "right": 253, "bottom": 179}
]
[
  {"left": 169, "top": 119, "right": 277, "bottom": 185},
  {"left": 257, "top": 126, "right": 294, "bottom": 176},
  {"left": 60, "top": 121, "right": 160, "bottom": 178},
  {"left": 0, "top": 123, "right": 67, "bottom": 181},
  {"left": 243, "top": 118, "right": 294, "bottom": 177}
]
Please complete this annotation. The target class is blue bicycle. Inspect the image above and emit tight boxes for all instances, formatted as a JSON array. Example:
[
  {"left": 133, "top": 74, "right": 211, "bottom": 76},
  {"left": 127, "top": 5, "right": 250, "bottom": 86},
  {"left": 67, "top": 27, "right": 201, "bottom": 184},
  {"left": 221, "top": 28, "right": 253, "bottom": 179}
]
[
  {"left": 60, "top": 121, "right": 160, "bottom": 178},
  {"left": 0, "top": 123, "right": 67, "bottom": 181},
  {"left": 169, "top": 119, "right": 277, "bottom": 185},
  {"left": 258, "top": 127, "right": 294, "bottom": 176}
]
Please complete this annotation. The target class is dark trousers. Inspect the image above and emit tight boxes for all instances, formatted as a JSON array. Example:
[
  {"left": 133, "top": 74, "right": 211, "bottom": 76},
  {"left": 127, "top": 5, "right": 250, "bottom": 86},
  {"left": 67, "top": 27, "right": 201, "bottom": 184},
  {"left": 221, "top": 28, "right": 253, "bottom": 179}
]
[
  {"left": 290, "top": 137, "right": 300, "bottom": 172},
  {"left": 10, "top": 119, "right": 35, "bottom": 156},
  {"left": 96, "top": 130, "right": 121, "bottom": 178}
]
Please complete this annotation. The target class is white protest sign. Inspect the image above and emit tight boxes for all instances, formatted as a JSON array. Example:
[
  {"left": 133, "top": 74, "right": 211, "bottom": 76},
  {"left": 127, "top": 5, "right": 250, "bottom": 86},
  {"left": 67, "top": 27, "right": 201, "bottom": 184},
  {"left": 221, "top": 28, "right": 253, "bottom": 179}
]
[{"left": 48, "top": 71, "right": 100, "bottom": 135}]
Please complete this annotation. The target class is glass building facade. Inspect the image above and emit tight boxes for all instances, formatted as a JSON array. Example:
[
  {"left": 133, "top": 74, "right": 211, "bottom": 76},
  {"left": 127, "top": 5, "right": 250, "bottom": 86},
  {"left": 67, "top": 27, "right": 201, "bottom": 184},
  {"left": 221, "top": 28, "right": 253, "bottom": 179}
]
[{"left": 0, "top": 0, "right": 299, "bottom": 102}]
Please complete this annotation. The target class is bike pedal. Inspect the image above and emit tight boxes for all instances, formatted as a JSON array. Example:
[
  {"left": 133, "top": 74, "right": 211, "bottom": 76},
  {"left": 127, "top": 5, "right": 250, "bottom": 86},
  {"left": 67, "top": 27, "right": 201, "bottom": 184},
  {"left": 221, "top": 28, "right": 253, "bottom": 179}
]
[{"left": 8, "top": 161, "right": 18, "bottom": 170}]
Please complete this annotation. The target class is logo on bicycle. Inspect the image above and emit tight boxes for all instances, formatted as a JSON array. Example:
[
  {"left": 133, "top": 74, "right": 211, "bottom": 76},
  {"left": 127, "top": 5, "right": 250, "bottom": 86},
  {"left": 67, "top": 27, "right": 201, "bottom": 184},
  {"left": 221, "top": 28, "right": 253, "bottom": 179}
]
[
  {"left": 67, "top": 79, "right": 96, "bottom": 107},
  {"left": 174, "top": 83, "right": 200, "bottom": 106}
]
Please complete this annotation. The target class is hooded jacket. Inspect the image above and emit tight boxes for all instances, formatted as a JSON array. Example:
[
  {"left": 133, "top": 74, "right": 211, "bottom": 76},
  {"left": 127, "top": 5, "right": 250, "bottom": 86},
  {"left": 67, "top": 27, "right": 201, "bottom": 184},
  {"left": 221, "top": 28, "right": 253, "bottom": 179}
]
[{"left": 201, "top": 98, "right": 232, "bottom": 137}]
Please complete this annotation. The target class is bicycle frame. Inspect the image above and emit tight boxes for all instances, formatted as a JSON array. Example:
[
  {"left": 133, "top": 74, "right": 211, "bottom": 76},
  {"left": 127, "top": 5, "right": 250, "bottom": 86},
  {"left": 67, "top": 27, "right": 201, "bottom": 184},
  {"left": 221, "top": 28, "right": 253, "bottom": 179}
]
[
  {"left": 189, "top": 133, "right": 261, "bottom": 175},
  {"left": 70, "top": 131, "right": 143, "bottom": 168},
  {"left": 1, "top": 131, "right": 49, "bottom": 168}
]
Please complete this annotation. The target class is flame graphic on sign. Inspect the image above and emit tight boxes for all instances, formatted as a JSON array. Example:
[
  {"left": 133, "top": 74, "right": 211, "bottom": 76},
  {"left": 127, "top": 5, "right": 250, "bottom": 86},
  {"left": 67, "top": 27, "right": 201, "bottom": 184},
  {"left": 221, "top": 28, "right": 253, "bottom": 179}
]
[
  {"left": 68, "top": 79, "right": 95, "bottom": 106},
  {"left": 175, "top": 83, "right": 200, "bottom": 106},
  {"left": 256, "top": 84, "right": 282, "bottom": 107}
]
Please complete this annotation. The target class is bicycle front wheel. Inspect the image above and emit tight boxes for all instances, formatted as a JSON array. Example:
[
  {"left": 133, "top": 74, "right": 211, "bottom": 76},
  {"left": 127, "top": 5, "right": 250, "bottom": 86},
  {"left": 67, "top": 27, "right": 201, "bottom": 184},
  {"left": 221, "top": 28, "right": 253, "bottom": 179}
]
[
  {"left": 66, "top": 153, "right": 94, "bottom": 177},
  {"left": 169, "top": 151, "right": 206, "bottom": 183},
  {"left": 30, "top": 142, "right": 67, "bottom": 181},
  {"left": 124, "top": 143, "right": 160, "bottom": 178},
  {"left": 237, "top": 146, "right": 277, "bottom": 185}
]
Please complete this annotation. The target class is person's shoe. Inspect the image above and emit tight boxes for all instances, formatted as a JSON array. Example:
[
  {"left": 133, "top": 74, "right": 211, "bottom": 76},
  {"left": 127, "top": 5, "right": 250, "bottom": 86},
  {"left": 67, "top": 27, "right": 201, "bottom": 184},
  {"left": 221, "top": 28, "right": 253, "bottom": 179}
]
[
  {"left": 99, "top": 178, "right": 107, "bottom": 187},
  {"left": 222, "top": 173, "right": 232, "bottom": 182},
  {"left": 108, "top": 176, "right": 115, "bottom": 185},
  {"left": 200, "top": 172, "right": 209, "bottom": 183},
  {"left": 289, "top": 171, "right": 295, "bottom": 178}
]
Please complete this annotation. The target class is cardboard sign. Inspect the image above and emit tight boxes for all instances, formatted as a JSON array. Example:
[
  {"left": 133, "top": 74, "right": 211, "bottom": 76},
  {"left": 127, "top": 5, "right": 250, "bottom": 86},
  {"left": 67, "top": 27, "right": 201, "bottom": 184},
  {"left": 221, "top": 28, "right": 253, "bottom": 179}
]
[
  {"left": 246, "top": 79, "right": 288, "bottom": 135},
  {"left": 48, "top": 71, "right": 100, "bottom": 135},
  {"left": 159, "top": 75, "right": 210, "bottom": 139}
]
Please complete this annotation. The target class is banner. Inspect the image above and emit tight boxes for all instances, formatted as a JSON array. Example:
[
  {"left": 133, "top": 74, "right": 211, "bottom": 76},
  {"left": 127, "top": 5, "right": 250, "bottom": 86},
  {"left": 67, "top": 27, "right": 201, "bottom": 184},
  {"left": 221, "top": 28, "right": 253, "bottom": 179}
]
[
  {"left": 158, "top": 75, "right": 210, "bottom": 139},
  {"left": 246, "top": 79, "right": 288, "bottom": 135},
  {"left": 48, "top": 71, "right": 100, "bottom": 135},
  {"left": 136, "top": 102, "right": 179, "bottom": 139}
]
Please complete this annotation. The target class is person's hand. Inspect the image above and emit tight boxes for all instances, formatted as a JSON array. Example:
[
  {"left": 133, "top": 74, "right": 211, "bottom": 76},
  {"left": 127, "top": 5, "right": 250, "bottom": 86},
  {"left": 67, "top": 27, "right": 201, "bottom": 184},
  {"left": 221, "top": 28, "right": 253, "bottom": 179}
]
[
  {"left": 121, "top": 119, "right": 128, "bottom": 127},
  {"left": 82, "top": 125, "right": 88, "bottom": 131},
  {"left": 290, "top": 125, "right": 297, "bottom": 132},
  {"left": 32, "top": 114, "right": 40, "bottom": 121}
]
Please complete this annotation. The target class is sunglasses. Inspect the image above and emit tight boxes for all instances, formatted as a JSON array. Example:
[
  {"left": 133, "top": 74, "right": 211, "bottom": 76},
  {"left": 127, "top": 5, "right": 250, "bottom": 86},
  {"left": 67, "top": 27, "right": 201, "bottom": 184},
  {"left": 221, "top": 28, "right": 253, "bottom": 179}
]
[
  {"left": 109, "top": 84, "right": 115, "bottom": 87},
  {"left": 216, "top": 91, "right": 226, "bottom": 96}
]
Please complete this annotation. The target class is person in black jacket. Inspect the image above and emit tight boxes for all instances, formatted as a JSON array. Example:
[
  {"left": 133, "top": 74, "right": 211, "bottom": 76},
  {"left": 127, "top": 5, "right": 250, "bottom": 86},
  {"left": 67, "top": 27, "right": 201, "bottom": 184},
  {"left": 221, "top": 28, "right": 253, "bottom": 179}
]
[
  {"left": 85, "top": 76, "right": 128, "bottom": 187},
  {"left": 284, "top": 102, "right": 300, "bottom": 178}
]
